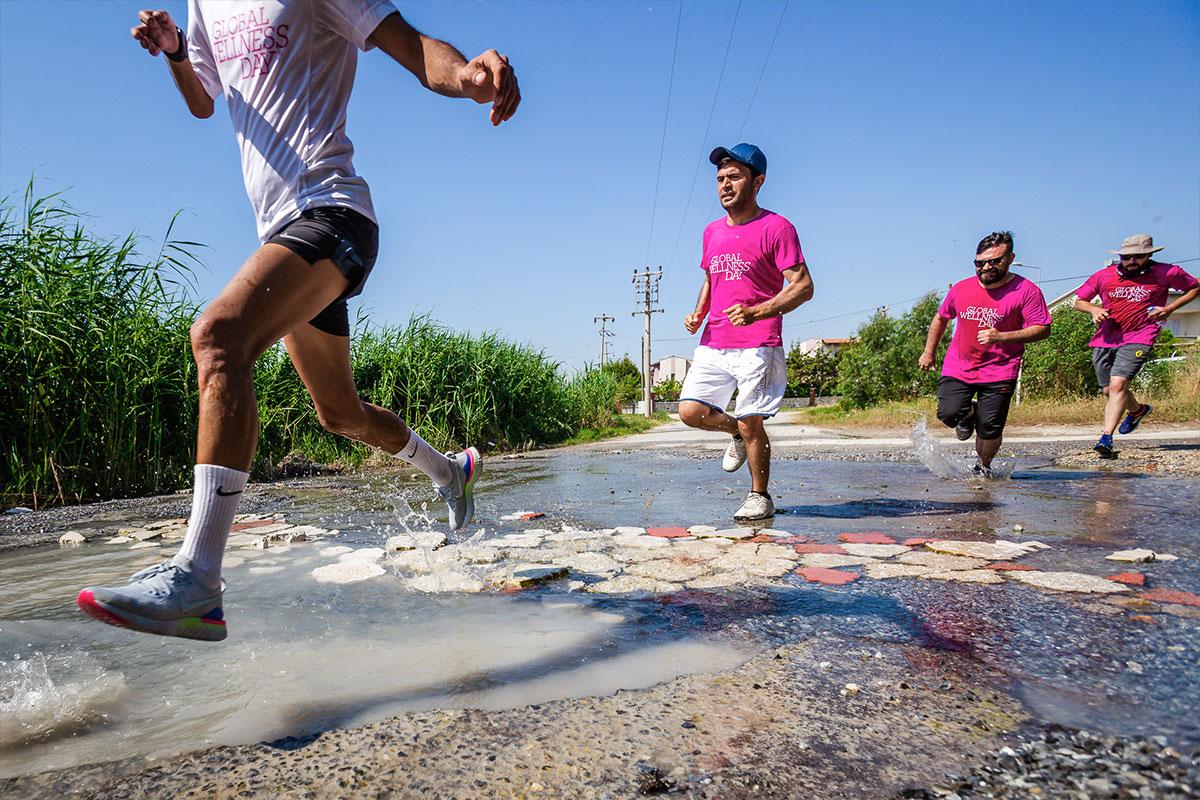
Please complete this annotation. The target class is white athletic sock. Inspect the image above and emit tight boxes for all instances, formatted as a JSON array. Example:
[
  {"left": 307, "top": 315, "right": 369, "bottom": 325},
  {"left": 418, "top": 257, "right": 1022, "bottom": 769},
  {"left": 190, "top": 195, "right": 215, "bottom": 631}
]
[
  {"left": 393, "top": 430, "right": 455, "bottom": 487},
  {"left": 172, "top": 464, "right": 249, "bottom": 590}
]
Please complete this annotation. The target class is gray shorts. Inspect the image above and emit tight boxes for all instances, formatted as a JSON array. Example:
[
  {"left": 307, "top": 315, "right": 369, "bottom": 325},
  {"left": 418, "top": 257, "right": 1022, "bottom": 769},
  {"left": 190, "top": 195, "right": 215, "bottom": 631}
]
[{"left": 1092, "top": 343, "right": 1152, "bottom": 387}]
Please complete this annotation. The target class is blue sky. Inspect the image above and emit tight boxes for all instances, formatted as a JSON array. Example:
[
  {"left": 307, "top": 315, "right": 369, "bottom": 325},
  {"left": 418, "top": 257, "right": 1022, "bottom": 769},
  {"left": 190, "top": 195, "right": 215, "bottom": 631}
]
[{"left": 2, "top": 0, "right": 1197, "bottom": 368}]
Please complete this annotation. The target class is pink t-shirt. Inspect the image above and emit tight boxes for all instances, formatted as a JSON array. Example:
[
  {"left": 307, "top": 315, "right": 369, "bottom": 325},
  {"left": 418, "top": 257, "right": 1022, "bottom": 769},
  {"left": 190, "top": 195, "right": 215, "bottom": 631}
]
[
  {"left": 699, "top": 210, "right": 804, "bottom": 349},
  {"left": 1074, "top": 262, "right": 1198, "bottom": 348},
  {"left": 937, "top": 274, "right": 1051, "bottom": 384}
]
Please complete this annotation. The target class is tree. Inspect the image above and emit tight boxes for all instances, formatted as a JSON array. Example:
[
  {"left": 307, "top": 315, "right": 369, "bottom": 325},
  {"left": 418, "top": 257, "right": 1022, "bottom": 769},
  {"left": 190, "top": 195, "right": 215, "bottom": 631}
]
[
  {"left": 602, "top": 356, "right": 642, "bottom": 406},
  {"left": 654, "top": 377, "right": 682, "bottom": 401},
  {"left": 786, "top": 345, "right": 840, "bottom": 396},
  {"left": 835, "top": 293, "right": 946, "bottom": 409}
]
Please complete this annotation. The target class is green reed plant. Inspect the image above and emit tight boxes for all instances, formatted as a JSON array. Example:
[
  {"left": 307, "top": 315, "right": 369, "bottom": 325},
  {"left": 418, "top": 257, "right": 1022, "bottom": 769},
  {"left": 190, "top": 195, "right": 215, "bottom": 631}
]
[
  {"left": 0, "top": 184, "right": 202, "bottom": 506},
  {"left": 2, "top": 186, "right": 621, "bottom": 506}
]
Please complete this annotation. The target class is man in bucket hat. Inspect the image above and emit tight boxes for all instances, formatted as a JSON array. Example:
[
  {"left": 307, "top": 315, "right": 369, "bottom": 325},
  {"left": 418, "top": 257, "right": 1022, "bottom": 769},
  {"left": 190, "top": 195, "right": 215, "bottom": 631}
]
[{"left": 1072, "top": 234, "right": 1199, "bottom": 458}]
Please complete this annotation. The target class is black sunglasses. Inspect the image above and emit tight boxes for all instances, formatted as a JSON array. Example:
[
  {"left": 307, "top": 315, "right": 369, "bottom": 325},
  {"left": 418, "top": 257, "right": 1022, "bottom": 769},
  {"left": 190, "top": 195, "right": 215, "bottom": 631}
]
[
  {"left": 1119, "top": 253, "right": 1149, "bottom": 261},
  {"left": 973, "top": 256, "right": 1006, "bottom": 268}
]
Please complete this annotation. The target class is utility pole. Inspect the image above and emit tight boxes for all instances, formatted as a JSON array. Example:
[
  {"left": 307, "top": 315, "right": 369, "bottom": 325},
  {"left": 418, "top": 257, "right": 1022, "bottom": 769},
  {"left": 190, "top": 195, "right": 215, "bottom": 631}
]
[
  {"left": 632, "top": 268, "right": 664, "bottom": 417},
  {"left": 593, "top": 314, "right": 615, "bottom": 367}
]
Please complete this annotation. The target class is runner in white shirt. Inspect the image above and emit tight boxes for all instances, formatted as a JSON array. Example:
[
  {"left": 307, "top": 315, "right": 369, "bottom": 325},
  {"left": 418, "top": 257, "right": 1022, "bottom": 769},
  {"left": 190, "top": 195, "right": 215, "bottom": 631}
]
[{"left": 77, "top": 2, "right": 520, "bottom": 642}]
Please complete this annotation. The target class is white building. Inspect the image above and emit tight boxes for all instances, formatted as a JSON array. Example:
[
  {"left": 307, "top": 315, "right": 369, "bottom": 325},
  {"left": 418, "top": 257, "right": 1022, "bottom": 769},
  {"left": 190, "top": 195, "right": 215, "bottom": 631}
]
[
  {"left": 795, "top": 337, "right": 853, "bottom": 356},
  {"left": 651, "top": 355, "right": 690, "bottom": 384}
]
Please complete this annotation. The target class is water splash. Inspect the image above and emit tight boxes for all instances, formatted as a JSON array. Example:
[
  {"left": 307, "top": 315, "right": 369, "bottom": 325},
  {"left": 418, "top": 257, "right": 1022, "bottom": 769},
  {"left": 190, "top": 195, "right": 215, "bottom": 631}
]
[
  {"left": 0, "top": 652, "right": 126, "bottom": 747},
  {"left": 910, "top": 417, "right": 1013, "bottom": 480}
]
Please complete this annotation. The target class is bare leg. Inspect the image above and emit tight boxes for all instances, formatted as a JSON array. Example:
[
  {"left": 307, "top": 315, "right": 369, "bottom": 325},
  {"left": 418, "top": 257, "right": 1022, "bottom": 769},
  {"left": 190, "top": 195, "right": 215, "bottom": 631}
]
[
  {"left": 678, "top": 400, "right": 739, "bottom": 436},
  {"left": 284, "top": 322, "right": 413, "bottom": 453},
  {"left": 190, "top": 244, "right": 349, "bottom": 469},
  {"left": 738, "top": 416, "right": 770, "bottom": 493},
  {"left": 976, "top": 436, "right": 1002, "bottom": 468},
  {"left": 1101, "top": 377, "right": 1139, "bottom": 436}
]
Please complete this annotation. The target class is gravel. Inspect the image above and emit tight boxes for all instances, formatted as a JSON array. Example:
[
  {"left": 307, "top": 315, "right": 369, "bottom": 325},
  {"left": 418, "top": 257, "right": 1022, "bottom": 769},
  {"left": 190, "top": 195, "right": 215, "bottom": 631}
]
[{"left": 899, "top": 724, "right": 1199, "bottom": 799}]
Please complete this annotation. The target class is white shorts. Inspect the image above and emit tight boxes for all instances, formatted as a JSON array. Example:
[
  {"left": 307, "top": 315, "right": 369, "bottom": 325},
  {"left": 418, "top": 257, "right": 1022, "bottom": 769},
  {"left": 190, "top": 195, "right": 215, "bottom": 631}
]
[{"left": 680, "top": 345, "right": 787, "bottom": 418}]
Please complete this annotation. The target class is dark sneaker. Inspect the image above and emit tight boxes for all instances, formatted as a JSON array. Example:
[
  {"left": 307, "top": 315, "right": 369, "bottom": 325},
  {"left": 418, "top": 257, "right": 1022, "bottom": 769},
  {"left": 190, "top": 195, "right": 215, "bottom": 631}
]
[
  {"left": 1118, "top": 404, "right": 1152, "bottom": 435},
  {"left": 77, "top": 563, "right": 226, "bottom": 642},
  {"left": 1093, "top": 434, "right": 1117, "bottom": 460},
  {"left": 970, "top": 462, "right": 993, "bottom": 480},
  {"left": 956, "top": 401, "right": 977, "bottom": 441}
]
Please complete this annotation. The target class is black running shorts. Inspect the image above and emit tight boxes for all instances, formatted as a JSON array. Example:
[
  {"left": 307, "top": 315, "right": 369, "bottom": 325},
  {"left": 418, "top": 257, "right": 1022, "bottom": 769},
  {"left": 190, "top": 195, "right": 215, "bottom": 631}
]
[
  {"left": 936, "top": 376, "right": 1017, "bottom": 440},
  {"left": 267, "top": 206, "right": 379, "bottom": 337}
]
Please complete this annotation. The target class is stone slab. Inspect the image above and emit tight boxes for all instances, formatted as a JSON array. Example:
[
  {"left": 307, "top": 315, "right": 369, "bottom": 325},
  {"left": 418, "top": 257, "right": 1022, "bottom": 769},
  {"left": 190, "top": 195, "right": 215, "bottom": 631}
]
[
  {"left": 840, "top": 543, "right": 910, "bottom": 559},
  {"left": 626, "top": 559, "right": 709, "bottom": 582},
  {"left": 1010, "top": 570, "right": 1130, "bottom": 594},
  {"left": 863, "top": 563, "right": 934, "bottom": 580},
  {"left": 792, "top": 543, "right": 848, "bottom": 555},
  {"left": 799, "top": 553, "right": 879, "bottom": 569},
  {"left": 920, "top": 569, "right": 1004, "bottom": 584},
  {"left": 585, "top": 575, "right": 677, "bottom": 595},
  {"left": 898, "top": 551, "right": 987, "bottom": 571},
  {"left": 386, "top": 532, "right": 448, "bottom": 552},
  {"left": 311, "top": 561, "right": 386, "bottom": 584},
  {"left": 925, "top": 540, "right": 1038, "bottom": 561},
  {"left": 795, "top": 567, "right": 860, "bottom": 585},
  {"left": 839, "top": 532, "right": 897, "bottom": 545}
]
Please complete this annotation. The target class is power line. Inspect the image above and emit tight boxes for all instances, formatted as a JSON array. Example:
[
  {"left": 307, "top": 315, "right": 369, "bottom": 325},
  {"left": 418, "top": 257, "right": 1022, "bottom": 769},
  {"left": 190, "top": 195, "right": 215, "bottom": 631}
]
[
  {"left": 736, "top": 0, "right": 790, "bottom": 141},
  {"left": 665, "top": 0, "right": 789, "bottom": 301},
  {"left": 642, "top": 1, "right": 685, "bottom": 267},
  {"left": 659, "top": 0, "right": 743, "bottom": 293}
]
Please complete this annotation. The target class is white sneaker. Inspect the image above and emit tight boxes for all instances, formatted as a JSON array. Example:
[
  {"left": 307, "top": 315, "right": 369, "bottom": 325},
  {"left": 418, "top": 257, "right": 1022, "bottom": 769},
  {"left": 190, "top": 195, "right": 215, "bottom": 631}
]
[
  {"left": 733, "top": 492, "right": 774, "bottom": 521},
  {"left": 722, "top": 436, "right": 747, "bottom": 472}
]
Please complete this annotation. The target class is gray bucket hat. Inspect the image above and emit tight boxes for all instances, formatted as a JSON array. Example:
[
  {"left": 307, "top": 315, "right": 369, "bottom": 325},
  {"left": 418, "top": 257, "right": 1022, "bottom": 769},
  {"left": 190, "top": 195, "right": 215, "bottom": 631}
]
[{"left": 1111, "top": 234, "right": 1164, "bottom": 256}]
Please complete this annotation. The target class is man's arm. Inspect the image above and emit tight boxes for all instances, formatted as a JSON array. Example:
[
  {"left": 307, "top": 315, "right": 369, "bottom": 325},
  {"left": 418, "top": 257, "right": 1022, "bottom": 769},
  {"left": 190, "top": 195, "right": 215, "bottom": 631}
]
[
  {"left": 977, "top": 324, "right": 1051, "bottom": 345},
  {"left": 684, "top": 277, "right": 711, "bottom": 335},
  {"left": 1148, "top": 285, "right": 1200, "bottom": 321},
  {"left": 368, "top": 13, "right": 520, "bottom": 125},
  {"left": 919, "top": 315, "right": 949, "bottom": 371},
  {"left": 1073, "top": 297, "right": 1110, "bottom": 324},
  {"left": 722, "top": 263, "right": 813, "bottom": 326},
  {"left": 132, "top": 10, "right": 214, "bottom": 119}
]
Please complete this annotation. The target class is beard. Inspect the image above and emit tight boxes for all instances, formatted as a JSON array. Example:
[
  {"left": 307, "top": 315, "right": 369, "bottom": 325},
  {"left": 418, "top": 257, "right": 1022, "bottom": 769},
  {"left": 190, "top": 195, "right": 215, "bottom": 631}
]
[{"left": 977, "top": 267, "right": 1007, "bottom": 286}]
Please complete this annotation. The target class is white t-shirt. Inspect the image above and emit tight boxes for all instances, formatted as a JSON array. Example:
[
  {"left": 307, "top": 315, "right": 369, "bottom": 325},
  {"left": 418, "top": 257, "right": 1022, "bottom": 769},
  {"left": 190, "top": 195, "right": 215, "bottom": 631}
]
[{"left": 187, "top": 0, "right": 396, "bottom": 241}]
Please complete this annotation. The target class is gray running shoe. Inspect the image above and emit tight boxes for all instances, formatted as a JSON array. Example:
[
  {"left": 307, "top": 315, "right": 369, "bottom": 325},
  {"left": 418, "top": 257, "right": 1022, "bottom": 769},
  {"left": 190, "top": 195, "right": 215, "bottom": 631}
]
[
  {"left": 77, "top": 563, "right": 226, "bottom": 642},
  {"left": 733, "top": 491, "right": 775, "bottom": 521},
  {"left": 722, "top": 435, "right": 747, "bottom": 472},
  {"left": 436, "top": 446, "right": 481, "bottom": 531}
]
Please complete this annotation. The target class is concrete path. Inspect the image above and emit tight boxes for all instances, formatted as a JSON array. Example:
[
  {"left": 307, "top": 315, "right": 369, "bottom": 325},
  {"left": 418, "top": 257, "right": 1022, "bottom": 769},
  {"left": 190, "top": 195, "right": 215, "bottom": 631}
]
[{"left": 597, "top": 413, "right": 1200, "bottom": 452}]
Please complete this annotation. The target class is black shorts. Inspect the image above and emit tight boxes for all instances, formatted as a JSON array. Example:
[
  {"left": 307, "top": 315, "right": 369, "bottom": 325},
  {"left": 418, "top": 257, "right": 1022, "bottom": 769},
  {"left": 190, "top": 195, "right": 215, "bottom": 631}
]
[
  {"left": 267, "top": 206, "right": 379, "bottom": 337},
  {"left": 936, "top": 376, "right": 1017, "bottom": 440}
]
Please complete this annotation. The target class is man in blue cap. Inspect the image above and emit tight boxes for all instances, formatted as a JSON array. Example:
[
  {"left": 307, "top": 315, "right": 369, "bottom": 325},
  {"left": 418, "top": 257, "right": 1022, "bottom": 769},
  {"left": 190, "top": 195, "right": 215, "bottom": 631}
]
[{"left": 678, "top": 144, "right": 814, "bottom": 521}]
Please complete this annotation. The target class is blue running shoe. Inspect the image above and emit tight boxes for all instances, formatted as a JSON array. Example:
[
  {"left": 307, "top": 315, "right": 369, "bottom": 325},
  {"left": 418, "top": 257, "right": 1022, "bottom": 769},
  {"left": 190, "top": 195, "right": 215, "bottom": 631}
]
[
  {"left": 1093, "top": 434, "right": 1117, "bottom": 460},
  {"left": 77, "top": 563, "right": 226, "bottom": 641},
  {"left": 1118, "top": 403, "right": 1152, "bottom": 435},
  {"left": 436, "top": 446, "right": 480, "bottom": 531}
]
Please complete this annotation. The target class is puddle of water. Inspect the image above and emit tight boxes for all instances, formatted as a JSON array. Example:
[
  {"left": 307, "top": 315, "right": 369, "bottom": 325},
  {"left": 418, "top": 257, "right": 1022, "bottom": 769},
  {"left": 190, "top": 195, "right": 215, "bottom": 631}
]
[
  {"left": 2, "top": 451, "right": 1198, "bottom": 777},
  {"left": 0, "top": 536, "right": 752, "bottom": 778},
  {"left": 910, "top": 417, "right": 1015, "bottom": 479}
]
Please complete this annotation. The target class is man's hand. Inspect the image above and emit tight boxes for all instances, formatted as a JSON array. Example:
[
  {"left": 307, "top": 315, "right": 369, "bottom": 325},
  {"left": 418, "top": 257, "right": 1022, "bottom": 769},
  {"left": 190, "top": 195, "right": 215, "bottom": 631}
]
[
  {"left": 1090, "top": 307, "right": 1111, "bottom": 325},
  {"left": 723, "top": 303, "right": 761, "bottom": 327},
  {"left": 132, "top": 9, "right": 180, "bottom": 57},
  {"left": 919, "top": 351, "right": 936, "bottom": 371},
  {"left": 457, "top": 50, "right": 520, "bottom": 125},
  {"left": 684, "top": 311, "right": 705, "bottom": 335},
  {"left": 977, "top": 327, "right": 1004, "bottom": 344},
  {"left": 1148, "top": 306, "right": 1171, "bottom": 322}
]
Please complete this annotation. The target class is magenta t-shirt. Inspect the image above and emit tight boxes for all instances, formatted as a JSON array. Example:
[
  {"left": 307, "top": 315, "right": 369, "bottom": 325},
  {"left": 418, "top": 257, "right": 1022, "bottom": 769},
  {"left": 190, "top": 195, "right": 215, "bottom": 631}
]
[
  {"left": 699, "top": 210, "right": 804, "bottom": 349},
  {"left": 937, "top": 274, "right": 1051, "bottom": 383},
  {"left": 1074, "top": 262, "right": 1198, "bottom": 348}
]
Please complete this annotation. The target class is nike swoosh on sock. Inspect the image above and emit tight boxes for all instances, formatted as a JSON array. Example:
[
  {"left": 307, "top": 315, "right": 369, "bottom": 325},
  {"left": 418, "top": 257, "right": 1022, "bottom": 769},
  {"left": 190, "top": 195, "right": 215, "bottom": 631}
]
[{"left": 215, "top": 486, "right": 243, "bottom": 497}]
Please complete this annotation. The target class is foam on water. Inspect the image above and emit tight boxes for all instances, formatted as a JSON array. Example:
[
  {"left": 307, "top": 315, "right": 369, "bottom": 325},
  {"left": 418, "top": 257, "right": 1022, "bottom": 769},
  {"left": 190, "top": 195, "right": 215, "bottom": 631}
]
[
  {"left": 910, "top": 417, "right": 1014, "bottom": 479},
  {"left": 0, "top": 652, "right": 126, "bottom": 747}
]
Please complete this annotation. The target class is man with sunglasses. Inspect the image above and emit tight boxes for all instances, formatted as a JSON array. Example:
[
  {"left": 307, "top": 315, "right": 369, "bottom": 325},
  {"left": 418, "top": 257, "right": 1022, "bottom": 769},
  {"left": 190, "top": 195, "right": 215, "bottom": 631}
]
[
  {"left": 920, "top": 231, "right": 1051, "bottom": 477},
  {"left": 1072, "top": 235, "right": 1199, "bottom": 459}
]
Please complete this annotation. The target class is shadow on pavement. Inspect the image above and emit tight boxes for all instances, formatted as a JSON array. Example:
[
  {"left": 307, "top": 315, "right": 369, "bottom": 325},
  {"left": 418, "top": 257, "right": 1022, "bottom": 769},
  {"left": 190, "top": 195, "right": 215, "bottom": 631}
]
[{"left": 778, "top": 497, "right": 995, "bottom": 518}]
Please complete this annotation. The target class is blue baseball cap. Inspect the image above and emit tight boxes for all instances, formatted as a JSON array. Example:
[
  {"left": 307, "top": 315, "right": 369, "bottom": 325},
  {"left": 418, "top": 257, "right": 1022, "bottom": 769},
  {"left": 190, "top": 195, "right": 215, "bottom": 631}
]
[{"left": 709, "top": 143, "right": 767, "bottom": 176}]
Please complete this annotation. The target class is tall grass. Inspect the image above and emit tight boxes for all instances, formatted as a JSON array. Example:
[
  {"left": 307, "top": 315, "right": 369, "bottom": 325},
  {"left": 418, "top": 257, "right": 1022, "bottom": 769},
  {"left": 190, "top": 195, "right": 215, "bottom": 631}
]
[
  {"left": 1, "top": 185, "right": 201, "bottom": 506},
  {"left": 2, "top": 187, "right": 620, "bottom": 507}
]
